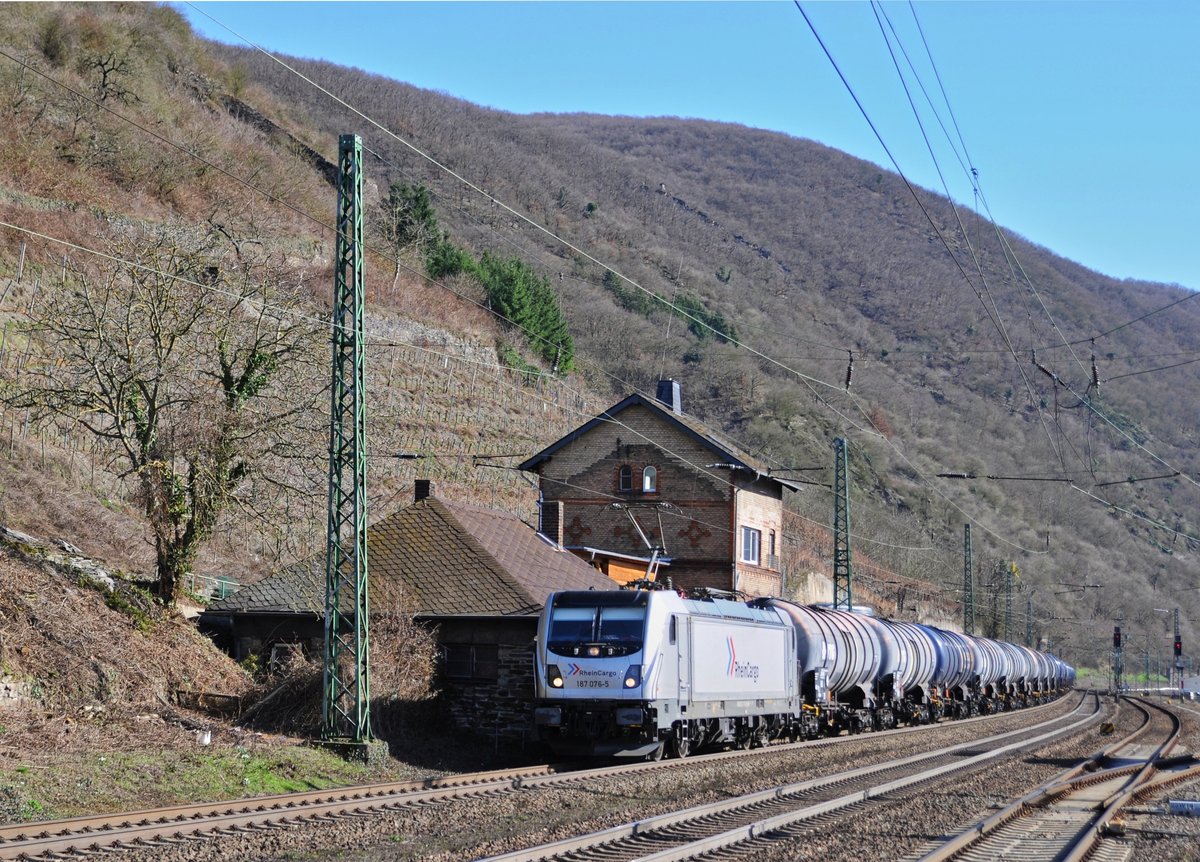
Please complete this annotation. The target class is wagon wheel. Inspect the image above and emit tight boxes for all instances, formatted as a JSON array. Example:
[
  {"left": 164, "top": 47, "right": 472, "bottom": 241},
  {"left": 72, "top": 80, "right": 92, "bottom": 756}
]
[
  {"left": 733, "top": 724, "right": 753, "bottom": 750},
  {"left": 669, "top": 723, "right": 691, "bottom": 759}
]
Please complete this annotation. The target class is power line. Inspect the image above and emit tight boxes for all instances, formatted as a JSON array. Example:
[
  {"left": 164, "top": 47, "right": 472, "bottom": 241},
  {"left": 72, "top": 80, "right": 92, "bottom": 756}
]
[
  {"left": 5, "top": 13, "right": 1077, "bottom": 563},
  {"left": 190, "top": 1, "right": 1129, "bottom": 559},
  {"left": 844, "top": 5, "right": 1200, "bottom": 530}
]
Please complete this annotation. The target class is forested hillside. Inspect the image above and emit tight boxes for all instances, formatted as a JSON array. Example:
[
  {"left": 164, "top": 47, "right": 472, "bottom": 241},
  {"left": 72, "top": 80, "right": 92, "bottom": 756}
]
[{"left": 0, "top": 4, "right": 1195, "bottom": 673}]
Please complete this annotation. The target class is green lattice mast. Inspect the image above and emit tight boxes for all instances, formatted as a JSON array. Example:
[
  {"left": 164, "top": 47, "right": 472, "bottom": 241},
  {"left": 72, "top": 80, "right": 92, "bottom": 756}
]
[
  {"left": 321, "top": 134, "right": 371, "bottom": 742},
  {"left": 963, "top": 524, "right": 974, "bottom": 635},
  {"left": 832, "top": 437, "right": 852, "bottom": 611}
]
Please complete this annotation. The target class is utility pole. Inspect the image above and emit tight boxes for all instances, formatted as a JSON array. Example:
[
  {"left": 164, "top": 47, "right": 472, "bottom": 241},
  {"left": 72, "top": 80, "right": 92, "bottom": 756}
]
[
  {"left": 322, "top": 133, "right": 372, "bottom": 747},
  {"left": 1003, "top": 561, "right": 1014, "bottom": 643},
  {"left": 1174, "top": 607, "right": 1183, "bottom": 690},
  {"left": 1026, "top": 594, "right": 1033, "bottom": 647},
  {"left": 832, "top": 437, "right": 852, "bottom": 611},
  {"left": 1113, "top": 625, "right": 1123, "bottom": 693},
  {"left": 963, "top": 524, "right": 975, "bottom": 635}
]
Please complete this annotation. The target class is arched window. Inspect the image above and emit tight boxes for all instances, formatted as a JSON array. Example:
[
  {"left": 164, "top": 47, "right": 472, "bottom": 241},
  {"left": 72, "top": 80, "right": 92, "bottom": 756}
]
[
  {"left": 642, "top": 465, "right": 658, "bottom": 493},
  {"left": 618, "top": 465, "right": 633, "bottom": 492}
]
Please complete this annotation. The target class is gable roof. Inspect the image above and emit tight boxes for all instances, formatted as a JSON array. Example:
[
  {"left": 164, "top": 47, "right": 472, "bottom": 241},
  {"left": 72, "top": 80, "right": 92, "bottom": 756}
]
[
  {"left": 519, "top": 392, "right": 802, "bottom": 492},
  {"left": 206, "top": 497, "right": 613, "bottom": 618}
]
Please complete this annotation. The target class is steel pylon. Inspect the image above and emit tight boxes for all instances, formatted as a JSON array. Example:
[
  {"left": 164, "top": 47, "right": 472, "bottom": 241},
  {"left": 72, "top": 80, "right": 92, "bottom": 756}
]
[
  {"left": 832, "top": 437, "right": 852, "bottom": 611},
  {"left": 321, "top": 133, "right": 371, "bottom": 742}
]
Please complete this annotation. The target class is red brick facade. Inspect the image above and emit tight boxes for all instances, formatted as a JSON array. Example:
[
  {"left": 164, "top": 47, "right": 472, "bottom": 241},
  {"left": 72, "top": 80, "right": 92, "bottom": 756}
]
[{"left": 523, "top": 396, "right": 793, "bottom": 597}]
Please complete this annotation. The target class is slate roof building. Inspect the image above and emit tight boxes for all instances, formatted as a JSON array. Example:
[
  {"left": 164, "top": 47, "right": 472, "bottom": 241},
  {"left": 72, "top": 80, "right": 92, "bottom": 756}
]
[
  {"left": 520, "top": 380, "right": 801, "bottom": 597},
  {"left": 199, "top": 482, "right": 612, "bottom": 743}
]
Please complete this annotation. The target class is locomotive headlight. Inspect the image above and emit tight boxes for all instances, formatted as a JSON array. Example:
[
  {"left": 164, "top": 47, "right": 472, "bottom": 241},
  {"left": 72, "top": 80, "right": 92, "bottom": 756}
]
[
  {"left": 623, "top": 664, "right": 642, "bottom": 688},
  {"left": 587, "top": 646, "right": 601, "bottom": 657},
  {"left": 547, "top": 664, "right": 564, "bottom": 688}
]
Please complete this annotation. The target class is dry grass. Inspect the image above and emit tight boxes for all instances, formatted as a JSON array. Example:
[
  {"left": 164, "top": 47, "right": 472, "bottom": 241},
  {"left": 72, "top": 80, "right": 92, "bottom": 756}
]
[{"left": 0, "top": 540, "right": 253, "bottom": 761}]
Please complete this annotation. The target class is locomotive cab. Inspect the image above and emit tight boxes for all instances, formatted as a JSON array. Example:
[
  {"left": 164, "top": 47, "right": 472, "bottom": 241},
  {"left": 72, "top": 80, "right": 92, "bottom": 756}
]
[
  {"left": 533, "top": 590, "right": 662, "bottom": 757},
  {"left": 534, "top": 589, "right": 798, "bottom": 758}
]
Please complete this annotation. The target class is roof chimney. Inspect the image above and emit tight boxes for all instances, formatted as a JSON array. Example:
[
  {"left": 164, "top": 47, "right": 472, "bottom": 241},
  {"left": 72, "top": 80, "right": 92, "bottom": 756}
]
[
  {"left": 656, "top": 379, "right": 682, "bottom": 414},
  {"left": 541, "top": 500, "right": 565, "bottom": 549},
  {"left": 414, "top": 479, "right": 433, "bottom": 502}
]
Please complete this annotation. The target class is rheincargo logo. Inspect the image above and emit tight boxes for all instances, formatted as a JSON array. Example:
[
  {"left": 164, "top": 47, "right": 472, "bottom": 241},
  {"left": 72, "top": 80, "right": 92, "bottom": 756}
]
[
  {"left": 567, "top": 664, "right": 618, "bottom": 678},
  {"left": 726, "top": 637, "right": 760, "bottom": 681}
]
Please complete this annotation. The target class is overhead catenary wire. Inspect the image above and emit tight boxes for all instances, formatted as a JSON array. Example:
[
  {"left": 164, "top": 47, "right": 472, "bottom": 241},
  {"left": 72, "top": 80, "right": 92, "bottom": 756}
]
[
  {"left": 4, "top": 13, "right": 1152, "bottom": 566},
  {"left": 181, "top": 2, "right": 897, "bottom": 447},
  {"left": 793, "top": 3, "right": 1050, "bottom": 554},
  {"left": 865, "top": 1, "right": 1075, "bottom": 475},
  {"left": 882, "top": 1, "right": 1184, "bottom": 494},
  {"left": 179, "top": 1, "right": 1063, "bottom": 558},
  {"left": 817, "top": 3, "right": 1200, "bottom": 528},
  {"left": 5, "top": 214, "right": 958, "bottom": 565}
]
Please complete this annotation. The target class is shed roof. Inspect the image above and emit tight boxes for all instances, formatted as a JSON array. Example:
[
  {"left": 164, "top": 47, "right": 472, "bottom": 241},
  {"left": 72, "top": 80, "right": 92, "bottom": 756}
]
[{"left": 207, "top": 497, "right": 613, "bottom": 618}]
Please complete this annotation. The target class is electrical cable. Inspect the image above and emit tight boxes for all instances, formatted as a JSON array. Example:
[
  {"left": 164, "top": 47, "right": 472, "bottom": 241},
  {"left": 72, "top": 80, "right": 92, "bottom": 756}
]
[
  {"left": 182, "top": 3, "right": 1083, "bottom": 560},
  {"left": 182, "top": 2, "right": 893, "bottom": 445},
  {"left": 1102, "top": 354, "right": 1200, "bottom": 383},
  {"left": 33, "top": 10, "right": 1194, "bottom": 574},
  {"left": 868, "top": 1, "right": 1076, "bottom": 475},
  {"left": 860, "top": 4, "right": 1200, "bottom": 526}
]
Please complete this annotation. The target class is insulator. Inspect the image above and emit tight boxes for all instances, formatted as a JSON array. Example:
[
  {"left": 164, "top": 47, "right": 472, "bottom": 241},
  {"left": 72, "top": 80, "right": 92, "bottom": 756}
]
[{"left": 844, "top": 350, "right": 854, "bottom": 391}]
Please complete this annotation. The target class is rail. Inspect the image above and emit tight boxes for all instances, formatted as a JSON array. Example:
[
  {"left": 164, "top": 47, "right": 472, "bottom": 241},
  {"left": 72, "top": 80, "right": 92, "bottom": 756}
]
[{"left": 480, "top": 691, "right": 1099, "bottom": 862}]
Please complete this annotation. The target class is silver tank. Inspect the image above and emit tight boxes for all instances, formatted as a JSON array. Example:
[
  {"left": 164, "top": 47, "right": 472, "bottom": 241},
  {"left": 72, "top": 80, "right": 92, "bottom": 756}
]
[
  {"left": 885, "top": 620, "right": 939, "bottom": 698},
  {"left": 1023, "top": 646, "right": 1052, "bottom": 689},
  {"left": 966, "top": 635, "right": 1006, "bottom": 690},
  {"left": 996, "top": 641, "right": 1032, "bottom": 692},
  {"left": 766, "top": 600, "right": 885, "bottom": 706},
  {"left": 863, "top": 615, "right": 906, "bottom": 700},
  {"left": 929, "top": 627, "right": 976, "bottom": 691}
]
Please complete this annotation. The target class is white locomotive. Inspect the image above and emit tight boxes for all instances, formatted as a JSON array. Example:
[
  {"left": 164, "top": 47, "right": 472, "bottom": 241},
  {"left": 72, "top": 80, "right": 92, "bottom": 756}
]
[{"left": 532, "top": 588, "right": 1075, "bottom": 759}]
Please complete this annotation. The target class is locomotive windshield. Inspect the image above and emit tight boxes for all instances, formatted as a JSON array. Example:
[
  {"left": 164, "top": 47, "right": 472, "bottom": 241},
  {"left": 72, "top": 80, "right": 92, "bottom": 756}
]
[{"left": 546, "top": 604, "right": 646, "bottom": 657}]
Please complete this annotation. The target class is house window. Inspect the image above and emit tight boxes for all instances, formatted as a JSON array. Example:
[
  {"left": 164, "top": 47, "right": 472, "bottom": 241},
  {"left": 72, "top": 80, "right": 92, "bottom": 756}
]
[
  {"left": 642, "top": 465, "right": 657, "bottom": 493},
  {"left": 442, "top": 643, "right": 499, "bottom": 680},
  {"left": 741, "top": 526, "right": 761, "bottom": 565},
  {"left": 618, "top": 465, "right": 633, "bottom": 492}
]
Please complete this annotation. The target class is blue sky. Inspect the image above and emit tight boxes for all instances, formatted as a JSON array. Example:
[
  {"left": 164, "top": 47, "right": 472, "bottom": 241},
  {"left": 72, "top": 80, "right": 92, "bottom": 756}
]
[{"left": 179, "top": 1, "right": 1199, "bottom": 292}]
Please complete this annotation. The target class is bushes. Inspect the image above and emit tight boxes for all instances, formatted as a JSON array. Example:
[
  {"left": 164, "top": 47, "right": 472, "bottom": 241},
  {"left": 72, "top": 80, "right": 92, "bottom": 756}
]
[
  {"left": 401, "top": 187, "right": 574, "bottom": 374},
  {"left": 469, "top": 252, "right": 575, "bottom": 373}
]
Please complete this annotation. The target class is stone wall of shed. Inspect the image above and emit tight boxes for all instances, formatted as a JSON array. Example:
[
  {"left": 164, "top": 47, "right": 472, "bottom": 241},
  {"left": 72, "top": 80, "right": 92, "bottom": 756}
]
[
  {"left": 436, "top": 640, "right": 535, "bottom": 746},
  {"left": 431, "top": 618, "right": 539, "bottom": 747}
]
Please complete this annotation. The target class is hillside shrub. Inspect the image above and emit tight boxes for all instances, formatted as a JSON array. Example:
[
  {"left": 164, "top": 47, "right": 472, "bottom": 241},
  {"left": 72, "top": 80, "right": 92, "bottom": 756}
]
[{"left": 473, "top": 252, "right": 574, "bottom": 372}]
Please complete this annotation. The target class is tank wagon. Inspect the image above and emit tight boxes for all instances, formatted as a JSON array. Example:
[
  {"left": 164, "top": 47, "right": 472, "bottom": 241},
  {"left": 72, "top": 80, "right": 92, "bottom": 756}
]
[{"left": 533, "top": 588, "right": 1074, "bottom": 759}]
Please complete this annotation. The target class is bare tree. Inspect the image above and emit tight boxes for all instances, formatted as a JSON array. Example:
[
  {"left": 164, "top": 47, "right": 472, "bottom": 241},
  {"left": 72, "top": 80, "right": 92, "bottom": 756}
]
[
  {"left": 375, "top": 182, "right": 438, "bottom": 292},
  {"left": 5, "top": 224, "right": 327, "bottom": 603}
]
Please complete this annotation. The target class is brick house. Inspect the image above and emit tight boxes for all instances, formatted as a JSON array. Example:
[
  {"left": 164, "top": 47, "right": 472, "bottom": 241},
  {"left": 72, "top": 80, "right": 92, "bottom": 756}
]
[
  {"left": 520, "top": 380, "right": 801, "bottom": 597},
  {"left": 198, "top": 481, "right": 612, "bottom": 743}
]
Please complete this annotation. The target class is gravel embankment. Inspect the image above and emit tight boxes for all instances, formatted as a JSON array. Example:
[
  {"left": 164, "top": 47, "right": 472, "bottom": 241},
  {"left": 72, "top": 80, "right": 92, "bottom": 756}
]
[
  {"left": 113, "top": 695, "right": 1106, "bottom": 862},
  {"left": 747, "top": 696, "right": 1200, "bottom": 862}
]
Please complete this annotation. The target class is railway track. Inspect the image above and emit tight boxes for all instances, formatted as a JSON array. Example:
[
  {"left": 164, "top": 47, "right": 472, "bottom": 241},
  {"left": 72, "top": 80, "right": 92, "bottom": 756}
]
[
  {"left": 0, "top": 762, "right": 581, "bottom": 861},
  {"left": 0, "top": 695, "right": 1078, "bottom": 861},
  {"left": 913, "top": 695, "right": 1200, "bottom": 862},
  {"left": 477, "top": 690, "right": 1101, "bottom": 862}
]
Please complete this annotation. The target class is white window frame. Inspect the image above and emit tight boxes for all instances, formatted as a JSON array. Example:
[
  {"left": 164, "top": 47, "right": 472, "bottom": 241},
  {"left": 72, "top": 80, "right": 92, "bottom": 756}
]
[
  {"left": 741, "top": 526, "right": 761, "bottom": 565},
  {"left": 642, "top": 465, "right": 657, "bottom": 493}
]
